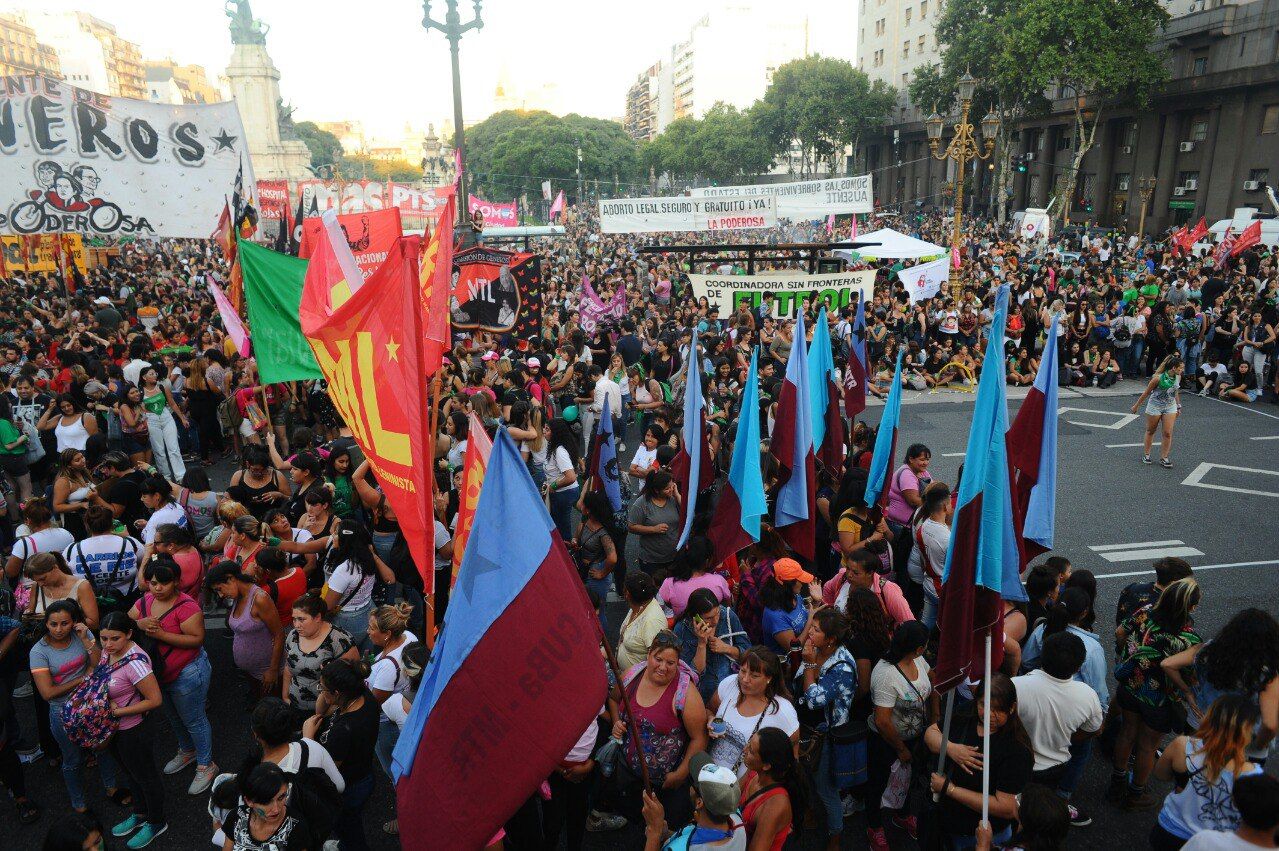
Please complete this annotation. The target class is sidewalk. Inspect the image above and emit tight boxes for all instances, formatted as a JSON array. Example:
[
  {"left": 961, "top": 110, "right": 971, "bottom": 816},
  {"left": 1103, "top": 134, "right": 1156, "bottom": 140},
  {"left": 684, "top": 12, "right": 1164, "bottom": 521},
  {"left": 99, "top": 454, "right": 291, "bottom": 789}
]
[{"left": 864, "top": 381, "right": 1143, "bottom": 407}]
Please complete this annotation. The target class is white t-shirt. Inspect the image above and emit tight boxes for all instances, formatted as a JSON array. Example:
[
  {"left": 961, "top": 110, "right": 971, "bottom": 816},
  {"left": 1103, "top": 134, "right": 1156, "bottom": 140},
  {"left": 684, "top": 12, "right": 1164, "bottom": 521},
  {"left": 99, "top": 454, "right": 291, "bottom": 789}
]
[
  {"left": 433, "top": 520, "right": 451, "bottom": 573},
  {"left": 11, "top": 527, "right": 76, "bottom": 592},
  {"left": 1182, "top": 831, "right": 1264, "bottom": 851},
  {"left": 543, "top": 446, "right": 577, "bottom": 491},
  {"left": 564, "top": 716, "right": 601, "bottom": 763},
  {"left": 1200, "top": 362, "right": 1228, "bottom": 379},
  {"left": 327, "top": 559, "right": 374, "bottom": 612},
  {"left": 141, "top": 501, "right": 188, "bottom": 545},
  {"left": 382, "top": 693, "right": 412, "bottom": 730},
  {"left": 870, "top": 658, "right": 933, "bottom": 740},
  {"left": 367, "top": 632, "right": 419, "bottom": 697},
  {"left": 278, "top": 738, "right": 345, "bottom": 793},
  {"left": 906, "top": 518, "right": 950, "bottom": 592},
  {"left": 1013, "top": 668, "right": 1103, "bottom": 771},
  {"left": 629, "top": 444, "right": 658, "bottom": 473},
  {"left": 709, "top": 677, "right": 801, "bottom": 777},
  {"left": 64, "top": 534, "right": 144, "bottom": 596}
]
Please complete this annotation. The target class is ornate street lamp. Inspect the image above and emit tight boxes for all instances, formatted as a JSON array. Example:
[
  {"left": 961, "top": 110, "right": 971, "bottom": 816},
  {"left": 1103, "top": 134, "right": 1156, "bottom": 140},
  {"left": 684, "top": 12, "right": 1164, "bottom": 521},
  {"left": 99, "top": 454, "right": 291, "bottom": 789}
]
[
  {"left": 927, "top": 72, "right": 996, "bottom": 302},
  {"left": 422, "top": 0, "right": 483, "bottom": 224},
  {"left": 1136, "top": 176, "right": 1157, "bottom": 237}
]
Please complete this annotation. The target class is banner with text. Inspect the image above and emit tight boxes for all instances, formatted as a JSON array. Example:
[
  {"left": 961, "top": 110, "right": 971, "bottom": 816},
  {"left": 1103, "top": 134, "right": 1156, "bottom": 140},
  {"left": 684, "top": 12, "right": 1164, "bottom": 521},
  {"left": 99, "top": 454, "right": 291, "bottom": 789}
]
[
  {"left": 689, "top": 269, "right": 875, "bottom": 318},
  {"left": 388, "top": 182, "right": 449, "bottom": 218},
  {"left": 689, "top": 175, "right": 873, "bottom": 219},
  {"left": 468, "top": 195, "right": 518, "bottom": 226},
  {"left": 1, "top": 234, "right": 86, "bottom": 273},
  {"left": 256, "top": 180, "right": 290, "bottom": 222},
  {"left": 0, "top": 75, "right": 254, "bottom": 238},
  {"left": 897, "top": 257, "right": 950, "bottom": 304},
  {"left": 451, "top": 244, "right": 541, "bottom": 337},
  {"left": 298, "top": 207, "right": 403, "bottom": 277},
  {"left": 298, "top": 179, "right": 388, "bottom": 214},
  {"left": 599, "top": 195, "right": 777, "bottom": 234}
]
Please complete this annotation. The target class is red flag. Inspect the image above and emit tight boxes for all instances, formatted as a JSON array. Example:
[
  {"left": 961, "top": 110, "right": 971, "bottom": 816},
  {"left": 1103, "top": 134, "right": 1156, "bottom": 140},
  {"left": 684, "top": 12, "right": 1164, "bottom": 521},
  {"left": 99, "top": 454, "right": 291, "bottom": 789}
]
[
  {"left": 1211, "top": 227, "right": 1236, "bottom": 268},
  {"left": 212, "top": 201, "right": 234, "bottom": 258},
  {"left": 420, "top": 192, "right": 457, "bottom": 377},
  {"left": 451, "top": 413, "right": 493, "bottom": 586},
  {"left": 300, "top": 234, "right": 436, "bottom": 592},
  {"left": 1186, "top": 217, "right": 1209, "bottom": 246},
  {"left": 1230, "top": 220, "right": 1262, "bottom": 257}
]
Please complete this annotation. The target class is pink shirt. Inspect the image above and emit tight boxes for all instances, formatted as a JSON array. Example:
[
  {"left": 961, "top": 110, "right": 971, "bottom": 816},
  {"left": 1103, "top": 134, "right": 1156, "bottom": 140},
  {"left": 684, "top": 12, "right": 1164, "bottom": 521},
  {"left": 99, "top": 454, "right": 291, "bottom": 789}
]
[
  {"left": 137, "top": 593, "right": 202, "bottom": 684},
  {"left": 886, "top": 464, "right": 929, "bottom": 525},
  {"left": 105, "top": 647, "right": 155, "bottom": 731},
  {"left": 822, "top": 570, "right": 914, "bottom": 629},
  {"left": 659, "top": 573, "right": 731, "bottom": 619}
]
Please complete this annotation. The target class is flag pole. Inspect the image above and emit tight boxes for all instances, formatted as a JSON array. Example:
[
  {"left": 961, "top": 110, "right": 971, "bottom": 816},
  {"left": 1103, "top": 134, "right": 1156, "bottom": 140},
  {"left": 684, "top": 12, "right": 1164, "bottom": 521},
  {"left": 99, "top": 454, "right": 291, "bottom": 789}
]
[
  {"left": 981, "top": 632, "right": 993, "bottom": 825},
  {"left": 932, "top": 688, "right": 957, "bottom": 802},
  {"left": 423, "top": 372, "right": 443, "bottom": 651},
  {"left": 596, "top": 619, "right": 653, "bottom": 794}
]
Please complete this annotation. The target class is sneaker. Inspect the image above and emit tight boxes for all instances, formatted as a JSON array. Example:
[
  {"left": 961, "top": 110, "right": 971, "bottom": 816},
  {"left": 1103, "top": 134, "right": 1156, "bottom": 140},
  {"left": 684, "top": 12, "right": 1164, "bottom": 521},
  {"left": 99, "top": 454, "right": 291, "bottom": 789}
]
[
  {"left": 841, "top": 794, "right": 864, "bottom": 817},
  {"left": 1068, "top": 804, "right": 1092, "bottom": 827},
  {"left": 127, "top": 823, "right": 168, "bottom": 849},
  {"left": 866, "top": 827, "right": 891, "bottom": 851},
  {"left": 1160, "top": 458, "right": 1173, "bottom": 468},
  {"left": 1142, "top": 455, "right": 1152, "bottom": 464},
  {"left": 163, "top": 750, "right": 195, "bottom": 775},
  {"left": 892, "top": 814, "right": 918, "bottom": 840},
  {"left": 17, "top": 746, "right": 43, "bottom": 764},
  {"left": 188, "top": 762, "right": 219, "bottom": 795},
  {"left": 585, "top": 811, "right": 627, "bottom": 832},
  {"left": 1198, "top": 387, "right": 1209, "bottom": 397},
  {"left": 12, "top": 681, "right": 32, "bottom": 698},
  {"left": 1122, "top": 790, "right": 1160, "bottom": 811},
  {"left": 112, "top": 814, "right": 143, "bottom": 837}
]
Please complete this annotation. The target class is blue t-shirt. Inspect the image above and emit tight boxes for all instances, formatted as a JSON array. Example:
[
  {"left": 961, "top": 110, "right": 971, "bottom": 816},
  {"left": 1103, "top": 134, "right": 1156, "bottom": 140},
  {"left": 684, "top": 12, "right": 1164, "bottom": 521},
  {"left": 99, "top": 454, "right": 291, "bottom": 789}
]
[{"left": 761, "top": 595, "right": 808, "bottom": 653}]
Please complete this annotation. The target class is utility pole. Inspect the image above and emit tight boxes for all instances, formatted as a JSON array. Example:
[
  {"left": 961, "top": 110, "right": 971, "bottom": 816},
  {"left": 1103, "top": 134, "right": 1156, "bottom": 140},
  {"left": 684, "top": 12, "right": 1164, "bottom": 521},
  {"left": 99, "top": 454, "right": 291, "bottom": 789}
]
[{"left": 422, "top": 0, "right": 483, "bottom": 225}]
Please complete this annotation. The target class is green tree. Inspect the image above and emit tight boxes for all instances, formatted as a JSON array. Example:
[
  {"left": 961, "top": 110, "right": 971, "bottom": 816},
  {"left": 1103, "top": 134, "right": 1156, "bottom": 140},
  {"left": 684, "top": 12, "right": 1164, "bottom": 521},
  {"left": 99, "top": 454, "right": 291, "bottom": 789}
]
[
  {"left": 1002, "top": 0, "right": 1168, "bottom": 224},
  {"left": 293, "top": 121, "right": 343, "bottom": 169},
  {"left": 689, "top": 104, "right": 773, "bottom": 184},
  {"left": 755, "top": 56, "right": 896, "bottom": 177}
]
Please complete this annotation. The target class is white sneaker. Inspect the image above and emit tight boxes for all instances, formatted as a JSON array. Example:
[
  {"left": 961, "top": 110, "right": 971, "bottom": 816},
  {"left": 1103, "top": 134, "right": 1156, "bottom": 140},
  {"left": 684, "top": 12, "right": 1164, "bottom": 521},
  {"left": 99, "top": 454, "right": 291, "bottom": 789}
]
[
  {"left": 163, "top": 750, "right": 195, "bottom": 775},
  {"left": 586, "top": 810, "right": 627, "bottom": 832},
  {"left": 188, "top": 762, "right": 219, "bottom": 795},
  {"left": 12, "top": 681, "right": 32, "bottom": 698}
]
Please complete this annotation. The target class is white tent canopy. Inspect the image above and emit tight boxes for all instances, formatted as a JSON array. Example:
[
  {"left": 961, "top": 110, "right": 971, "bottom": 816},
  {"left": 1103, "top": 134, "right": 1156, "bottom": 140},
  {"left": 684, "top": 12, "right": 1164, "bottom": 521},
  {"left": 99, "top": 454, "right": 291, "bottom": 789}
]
[{"left": 839, "top": 227, "right": 947, "bottom": 259}]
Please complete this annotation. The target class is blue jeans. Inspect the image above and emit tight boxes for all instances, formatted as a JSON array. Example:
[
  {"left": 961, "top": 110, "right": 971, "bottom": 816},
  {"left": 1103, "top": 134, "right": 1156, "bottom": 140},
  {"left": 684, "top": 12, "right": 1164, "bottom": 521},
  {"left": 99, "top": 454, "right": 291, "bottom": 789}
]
[
  {"left": 336, "top": 772, "right": 374, "bottom": 851},
  {"left": 50, "top": 702, "right": 119, "bottom": 810},
  {"left": 922, "top": 588, "right": 939, "bottom": 630},
  {"left": 374, "top": 716, "right": 399, "bottom": 777},
  {"left": 549, "top": 486, "right": 579, "bottom": 542},
  {"left": 1178, "top": 340, "right": 1202, "bottom": 381},
  {"left": 162, "top": 650, "right": 213, "bottom": 766},
  {"left": 584, "top": 567, "right": 612, "bottom": 631},
  {"left": 1056, "top": 738, "right": 1093, "bottom": 800},
  {"left": 334, "top": 601, "right": 373, "bottom": 652},
  {"left": 950, "top": 826, "right": 1013, "bottom": 849},
  {"left": 1126, "top": 338, "right": 1146, "bottom": 375},
  {"left": 810, "top": 740, "right": 843, "bottom": 838}
]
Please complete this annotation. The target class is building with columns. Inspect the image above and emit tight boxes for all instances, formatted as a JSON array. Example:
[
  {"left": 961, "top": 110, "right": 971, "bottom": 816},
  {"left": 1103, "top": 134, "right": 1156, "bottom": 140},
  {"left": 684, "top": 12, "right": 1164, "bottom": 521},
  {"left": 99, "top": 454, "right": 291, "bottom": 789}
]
[{"left": 856, "top": 0, "right": 1279, "bottom": 234}]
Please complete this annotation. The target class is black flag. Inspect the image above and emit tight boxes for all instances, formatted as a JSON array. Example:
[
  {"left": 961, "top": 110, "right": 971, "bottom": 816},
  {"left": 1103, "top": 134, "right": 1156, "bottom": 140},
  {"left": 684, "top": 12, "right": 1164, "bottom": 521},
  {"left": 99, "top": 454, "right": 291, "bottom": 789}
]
[{"left": 289, "top": 189, "right": 307, "bottom": 255}]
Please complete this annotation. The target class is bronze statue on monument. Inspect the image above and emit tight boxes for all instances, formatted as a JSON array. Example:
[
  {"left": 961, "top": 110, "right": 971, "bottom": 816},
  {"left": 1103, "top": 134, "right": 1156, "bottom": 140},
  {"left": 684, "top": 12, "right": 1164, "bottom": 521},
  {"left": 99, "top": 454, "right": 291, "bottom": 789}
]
[{"left": 226, "top": 0, "right": 269, "bottom": 45}]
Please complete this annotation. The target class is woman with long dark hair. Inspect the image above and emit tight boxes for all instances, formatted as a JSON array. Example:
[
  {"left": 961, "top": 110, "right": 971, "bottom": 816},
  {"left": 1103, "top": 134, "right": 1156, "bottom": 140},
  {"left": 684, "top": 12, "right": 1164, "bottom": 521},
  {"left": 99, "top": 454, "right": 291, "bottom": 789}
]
[
  {"left": 319, "top": 520, "right": 394, "bottom": 649},
  {"left": 740, "top": 726, "right": 806, "bottom": 851},
  {"left": 926, "top": 673, "right": 1035, "bottom": 848},
  {"left": 675, "top": 588, "right": 751, "bottom": 703},
  {"left": 572, "top": 489, "right": 621, "bottom": 610},
  {"left": 544, "top": 417, "right": 580, "bottom": 540},
  {"left": 703, "top": 644, "right": 797, "bottom": 774},
  {"left": 626, "top": 469, "right": 681, "bottom": 575},
  {"left": 659, "top": 536, "right": 730, "bottom": 619}
]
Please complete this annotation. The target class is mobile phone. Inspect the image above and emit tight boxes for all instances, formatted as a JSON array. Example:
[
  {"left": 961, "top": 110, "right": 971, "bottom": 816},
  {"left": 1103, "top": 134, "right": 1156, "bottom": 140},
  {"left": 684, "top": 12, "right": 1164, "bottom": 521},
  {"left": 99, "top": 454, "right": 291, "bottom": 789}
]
[{"left": 693, "top": 614, "right": 706, "bottom": 630}]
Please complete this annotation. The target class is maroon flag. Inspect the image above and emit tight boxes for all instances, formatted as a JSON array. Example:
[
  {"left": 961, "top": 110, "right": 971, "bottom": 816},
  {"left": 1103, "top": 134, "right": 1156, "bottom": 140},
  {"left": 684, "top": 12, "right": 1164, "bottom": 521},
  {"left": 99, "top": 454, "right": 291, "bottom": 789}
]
[
  {"left": 1230, "top": 220, "right": 1262, "bottom": 257},
  {"left": 1211, "top": 227, "right": 1236, "bottom": 268}
]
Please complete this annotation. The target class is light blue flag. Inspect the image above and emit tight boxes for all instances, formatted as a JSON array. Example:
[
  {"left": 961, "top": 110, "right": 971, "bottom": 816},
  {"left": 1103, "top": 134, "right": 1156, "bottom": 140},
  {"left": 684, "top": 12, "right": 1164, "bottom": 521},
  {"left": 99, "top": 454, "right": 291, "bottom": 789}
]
[
  {"left": 808, "top": 307, "right": 835, "bottom": 451},
  {"left": 730, "top": 348, "right": 766, "bottom": 541},
  {"left": 864, "top": 350, "right": 904, "bottom": 508},
  {"left": 677, "top": 327, "right": 703, "bottom": 548}
]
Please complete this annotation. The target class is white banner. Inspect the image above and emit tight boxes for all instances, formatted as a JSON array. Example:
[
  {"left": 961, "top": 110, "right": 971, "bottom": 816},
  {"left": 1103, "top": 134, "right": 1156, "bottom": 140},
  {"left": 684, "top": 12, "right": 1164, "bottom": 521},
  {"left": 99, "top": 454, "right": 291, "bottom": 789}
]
[
  {"left": 689, "top": 270, "right": 875, "bottom": 318},
  {"left": 897, "top": 257, "right": 950, "bottom": 303},
  {"left": 0, "top": 75, "right": 254, "bottom": 239},
  {"left": 598, "top": 195, "right": 777, "bottom": 233},
  {"left": 690, "top": 174, "right": 873, "bottom": 219}
]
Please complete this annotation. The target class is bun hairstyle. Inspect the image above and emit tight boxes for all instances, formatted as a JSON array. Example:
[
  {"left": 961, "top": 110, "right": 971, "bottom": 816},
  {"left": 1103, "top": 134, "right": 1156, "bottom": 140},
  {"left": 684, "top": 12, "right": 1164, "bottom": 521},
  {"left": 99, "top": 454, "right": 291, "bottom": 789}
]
[
  {"left": 235, "top": 760, "right": 289, "bottom": 807},
  {"left": 21, "top": 496, "right": 52, "bottom": 526},
  {"left": 320, "top": 658, "right": 370, "bottom": 698},
  {"left": 85, "top": 504, "right": 116, "bottom": 534},
  {"left": 255, "top": 547, "right": 288, "bottom": 575},
  {"left": 250, "top": 697, "right": 301, "bottom": 749},
  {"left": 291, "top": 591, "right": 328, "bottom": 619},
  {"left": 232, "top": 514, "right": 267, "bottom": 541},
  {"left": 218, "top": 500, "right": 251, "bottom": 525},
  {"left": 370, "top": 601, "right": 413, "bottom": 636}
]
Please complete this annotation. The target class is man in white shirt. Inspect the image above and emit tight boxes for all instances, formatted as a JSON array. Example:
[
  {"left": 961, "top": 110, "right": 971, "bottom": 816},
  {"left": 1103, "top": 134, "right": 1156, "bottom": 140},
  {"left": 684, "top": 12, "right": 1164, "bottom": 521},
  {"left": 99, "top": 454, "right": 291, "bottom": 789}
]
[
  {"left": 1012, "top": 632, "right": 1102, "bottom": 784},
  {"left": 122, "top": 340, "right": 152, "bottom": 387},
  {"left": 64, "top": 506, "right": 143, "bottom": 599},
  {"left": 589, "top": 364, "right": 624, "bottom": 439}
]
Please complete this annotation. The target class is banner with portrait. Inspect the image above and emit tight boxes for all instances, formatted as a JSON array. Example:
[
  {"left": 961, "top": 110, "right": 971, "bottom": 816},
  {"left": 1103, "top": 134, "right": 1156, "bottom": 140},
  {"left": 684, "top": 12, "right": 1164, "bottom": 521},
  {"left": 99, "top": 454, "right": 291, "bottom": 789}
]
[
  {"left": 0, "top": 75, "right": 254, "bottom": 239},
  {"left": 688, "top": 270, "right": 875, "bottom": 318},
  {"left": 689, "top": 175, "right": 873, "bottom": 219},
  {"left": 598, "top": 195, "right": 777, "bottom": 233},
  {"left": 451, "top": 245, "right": 541, "bottom": 338}
]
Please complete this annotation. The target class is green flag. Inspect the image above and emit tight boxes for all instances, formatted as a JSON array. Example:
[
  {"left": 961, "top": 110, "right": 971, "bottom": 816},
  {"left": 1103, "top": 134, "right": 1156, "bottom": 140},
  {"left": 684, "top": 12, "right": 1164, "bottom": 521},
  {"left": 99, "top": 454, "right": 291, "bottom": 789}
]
[{"left": 238, "top": 239, "right": 322, "bottom": 384}]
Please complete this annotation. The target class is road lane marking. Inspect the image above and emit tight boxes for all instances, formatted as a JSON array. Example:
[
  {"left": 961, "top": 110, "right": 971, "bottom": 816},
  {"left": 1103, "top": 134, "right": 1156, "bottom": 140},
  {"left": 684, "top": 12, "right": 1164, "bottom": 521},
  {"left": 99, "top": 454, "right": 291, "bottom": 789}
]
[
  {"left": 1105, "top": 441, "right": 1161, "bottom": 448},
  {"left": 1088, "top": 540, "right": 1203, "bottom": 562},
  {"left": 1250, "top": 436, "right": 1279, "bottom": 441},
  {"left": 1182, "top": 463, "right": 1279, "bottom": 498},
  {"left": 1096, "top": 559, "right": 1279, "bottom": 581},
  {"left": 1058, "top": 407, "right": 1138, "bottom": 430}
]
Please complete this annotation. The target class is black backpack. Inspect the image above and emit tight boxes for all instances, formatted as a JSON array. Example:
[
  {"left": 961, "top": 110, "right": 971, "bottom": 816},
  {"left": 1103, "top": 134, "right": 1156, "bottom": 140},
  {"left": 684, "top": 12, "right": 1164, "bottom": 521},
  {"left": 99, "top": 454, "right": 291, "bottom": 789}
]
[{"left": 289, "top": 741, "right": 343, "bottom": 844}]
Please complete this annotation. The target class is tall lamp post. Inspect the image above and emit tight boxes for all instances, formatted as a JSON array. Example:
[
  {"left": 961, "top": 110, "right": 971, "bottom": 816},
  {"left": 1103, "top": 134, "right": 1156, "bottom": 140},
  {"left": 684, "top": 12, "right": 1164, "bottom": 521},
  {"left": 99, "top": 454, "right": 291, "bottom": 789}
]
[
  {"left": 1136, "top": 176, "right": 1157, "bottom": 238},
  {"left": 422, "top": 0, "right": 483, "bottom": 225},
  {"left": 926, "top": 71, "right": 998, "bottom": 302}
]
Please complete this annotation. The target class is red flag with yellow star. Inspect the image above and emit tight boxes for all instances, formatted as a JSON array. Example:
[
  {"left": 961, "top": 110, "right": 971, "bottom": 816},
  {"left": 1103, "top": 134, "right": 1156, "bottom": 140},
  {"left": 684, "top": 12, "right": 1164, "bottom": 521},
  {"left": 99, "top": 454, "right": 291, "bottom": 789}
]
[
  {"left": 450, "top": 413, "right": 493, "bottom": 587},
  {"left": 419, "top": 192, "right": 456, "bottom": 376},
  {"left": 300, "top": 232, "right": 435, "bottom": 592}
]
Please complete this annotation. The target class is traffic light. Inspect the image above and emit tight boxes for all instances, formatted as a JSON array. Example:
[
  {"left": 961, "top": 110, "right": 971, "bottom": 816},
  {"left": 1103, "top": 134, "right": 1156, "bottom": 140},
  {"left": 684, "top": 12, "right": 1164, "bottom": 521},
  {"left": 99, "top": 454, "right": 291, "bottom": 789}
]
[{"left": 1016, "top": 153, "right": 1029, "bottom": 174}]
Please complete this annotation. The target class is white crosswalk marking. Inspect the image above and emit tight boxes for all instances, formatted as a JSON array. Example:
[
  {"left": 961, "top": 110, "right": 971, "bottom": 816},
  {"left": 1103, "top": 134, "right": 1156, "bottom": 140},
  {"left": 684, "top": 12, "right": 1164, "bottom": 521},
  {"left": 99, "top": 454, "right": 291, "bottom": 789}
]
[{"left": 1088, "top": 540, "right": 1204, "bottom": 563}]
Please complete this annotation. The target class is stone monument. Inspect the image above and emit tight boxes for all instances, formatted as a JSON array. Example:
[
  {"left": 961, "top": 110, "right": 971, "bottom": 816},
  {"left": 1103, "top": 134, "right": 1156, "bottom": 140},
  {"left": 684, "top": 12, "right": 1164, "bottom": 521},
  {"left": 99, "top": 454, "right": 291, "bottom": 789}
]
[{"left": 224, "top": 0, "right": 311, "bottom": 182}]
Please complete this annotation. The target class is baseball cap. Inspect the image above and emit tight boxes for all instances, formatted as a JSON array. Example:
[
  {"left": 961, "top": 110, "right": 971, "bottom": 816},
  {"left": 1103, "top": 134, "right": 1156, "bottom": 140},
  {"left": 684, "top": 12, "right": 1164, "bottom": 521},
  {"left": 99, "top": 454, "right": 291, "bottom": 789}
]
[
  {"left": 93, "top": 296, "right": 112, "bottom": 306},
  {"left": 688, "top": 752, "right": 741, "bottom": 818},
  {"left": 481, "top": 351, "right": 498, "bottom": 362},
  {"left": 527, "top": 357, "right": 541, "bottom": 369},
  {"left": 773, "top": 558, "right": 814, "bottom": 584}
]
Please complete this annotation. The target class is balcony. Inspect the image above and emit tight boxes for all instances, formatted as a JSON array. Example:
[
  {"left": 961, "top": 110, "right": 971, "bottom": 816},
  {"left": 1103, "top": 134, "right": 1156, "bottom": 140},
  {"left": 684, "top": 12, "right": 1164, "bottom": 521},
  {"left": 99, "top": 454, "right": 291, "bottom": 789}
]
[{"left": 1162, "top": 3, "right": 1236, "bottom": 45}]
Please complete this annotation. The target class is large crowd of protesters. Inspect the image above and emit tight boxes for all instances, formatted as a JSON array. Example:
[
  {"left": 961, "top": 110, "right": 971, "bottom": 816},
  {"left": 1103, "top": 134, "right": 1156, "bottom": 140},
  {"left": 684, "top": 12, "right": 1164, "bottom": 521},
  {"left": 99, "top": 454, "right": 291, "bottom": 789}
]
[{"left": 0, "top": 200, "right": 1274, "bottom": 851}]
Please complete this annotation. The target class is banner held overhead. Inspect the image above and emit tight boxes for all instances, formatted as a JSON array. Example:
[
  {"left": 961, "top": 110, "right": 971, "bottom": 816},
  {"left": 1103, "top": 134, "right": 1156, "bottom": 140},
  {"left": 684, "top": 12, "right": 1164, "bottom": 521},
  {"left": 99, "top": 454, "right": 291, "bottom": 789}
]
[
  {"left": 599, "top": 195, "right": 777, "bottom": 233},
  {"left": 689, "top": 175, "right": 873, "bottom": 219},
  {"left": 689, "top": 270, "right": 875, "bottom": 318}
]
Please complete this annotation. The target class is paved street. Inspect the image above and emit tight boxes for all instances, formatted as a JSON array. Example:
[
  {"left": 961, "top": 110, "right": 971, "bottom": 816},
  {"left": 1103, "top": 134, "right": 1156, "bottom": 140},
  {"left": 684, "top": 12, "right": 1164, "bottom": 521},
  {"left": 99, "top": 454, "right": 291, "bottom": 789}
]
[{"left": 7, "top": 386, "right": 1279, "bottom": 850}]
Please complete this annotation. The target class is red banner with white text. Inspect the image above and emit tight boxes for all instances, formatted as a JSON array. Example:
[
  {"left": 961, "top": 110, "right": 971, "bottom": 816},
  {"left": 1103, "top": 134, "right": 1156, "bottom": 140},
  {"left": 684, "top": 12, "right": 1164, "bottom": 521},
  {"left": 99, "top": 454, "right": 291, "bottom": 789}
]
[
  {"left": 256, "top": 180, "right": 291, "bottom": 222},
  {"left": 298, "top": 207, "right": 404, "bottom": 277}
]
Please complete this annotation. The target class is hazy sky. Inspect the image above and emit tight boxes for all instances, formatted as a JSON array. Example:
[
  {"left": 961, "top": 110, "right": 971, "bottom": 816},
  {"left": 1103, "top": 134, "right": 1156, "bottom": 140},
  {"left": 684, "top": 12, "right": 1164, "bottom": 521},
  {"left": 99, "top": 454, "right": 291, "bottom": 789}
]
[{"left": 18, "top": 1, "right": 856, "bottom": 139}]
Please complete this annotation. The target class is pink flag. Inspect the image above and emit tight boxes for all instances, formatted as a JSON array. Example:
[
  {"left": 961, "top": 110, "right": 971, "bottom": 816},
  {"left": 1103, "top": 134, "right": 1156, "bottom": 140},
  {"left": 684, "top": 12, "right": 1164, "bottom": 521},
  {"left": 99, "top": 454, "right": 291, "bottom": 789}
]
[
  {"left": 826, "top": 214, "right": 835, "bottom": 234},
  {"left": 209, "top": 279, "right": 251, "bottom": 358},
  {"left": 952, "top": 245, "right": 962, "bottom": 269},
  {"left": 549, "top": 190, "right": 566, "bottom": 220},
  {"left": 850, "top": 215, "right": 859, "bottom": 240}
]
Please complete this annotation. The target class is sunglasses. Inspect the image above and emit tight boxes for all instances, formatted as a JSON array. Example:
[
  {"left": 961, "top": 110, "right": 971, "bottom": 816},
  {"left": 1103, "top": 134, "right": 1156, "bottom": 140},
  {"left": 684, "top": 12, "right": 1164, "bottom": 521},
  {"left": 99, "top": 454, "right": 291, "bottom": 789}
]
[{"left": 650, "top": 630, "right": 680, "bottom": 651}]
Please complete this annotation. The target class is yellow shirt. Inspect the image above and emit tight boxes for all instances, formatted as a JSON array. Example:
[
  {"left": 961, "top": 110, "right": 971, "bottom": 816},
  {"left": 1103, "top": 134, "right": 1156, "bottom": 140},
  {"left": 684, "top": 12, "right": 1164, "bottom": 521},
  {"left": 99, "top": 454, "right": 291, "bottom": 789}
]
[{"left": 617, "top": 599, "right": 668, "bottom": 670}]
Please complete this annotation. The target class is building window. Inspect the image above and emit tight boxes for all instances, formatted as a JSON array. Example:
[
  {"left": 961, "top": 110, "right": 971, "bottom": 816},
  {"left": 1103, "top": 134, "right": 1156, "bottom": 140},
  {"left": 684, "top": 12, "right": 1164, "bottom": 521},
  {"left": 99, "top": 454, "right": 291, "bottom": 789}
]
[
  {"left": 1191, "top": 49, "right": 1208, "bottom": 75},
  {"left": 1262, "top": 105, "right": 1279, "bottom": 134},
  {"left": 1249, "top": 168, "right": 1270, "bottom": 184},
  {"left": 905, "top": 7, "right": 912, "bottom": 23},
  {"left": 861, "top": 29, "right": 865, "bottom": 43},
  {"left": 1177, "top": 170, "right": 1200, "bottom": 189},
  {"left": 1057, "top": 133, "right": 1072, "bottom": 151},
  {"left": 919, "top": 35, "right": 926, "bottom": 52},
  {"left": 1113, "top": 173, "right": 1131, "bottom": 191},
  {"left": 1190, "top": 116, "right": 1209, "bottom": 142},
  {"left": 902, "top": 73, "right": 909, "bottom": 86},
  {"left": 921, "top": 0, "right": 928, "bottom": 17},
  {"left": 1035, "top": 132, "right": 1045, "bottom": 152},
  {"left": 876, "top": 19, "right": 885, "bottom": 35},
  {"left": 1123, "top": 121, "right": 1138, "bottom": 148},
  {"left": 903, "top": 41, "right": 910, "bottom": 58}
]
